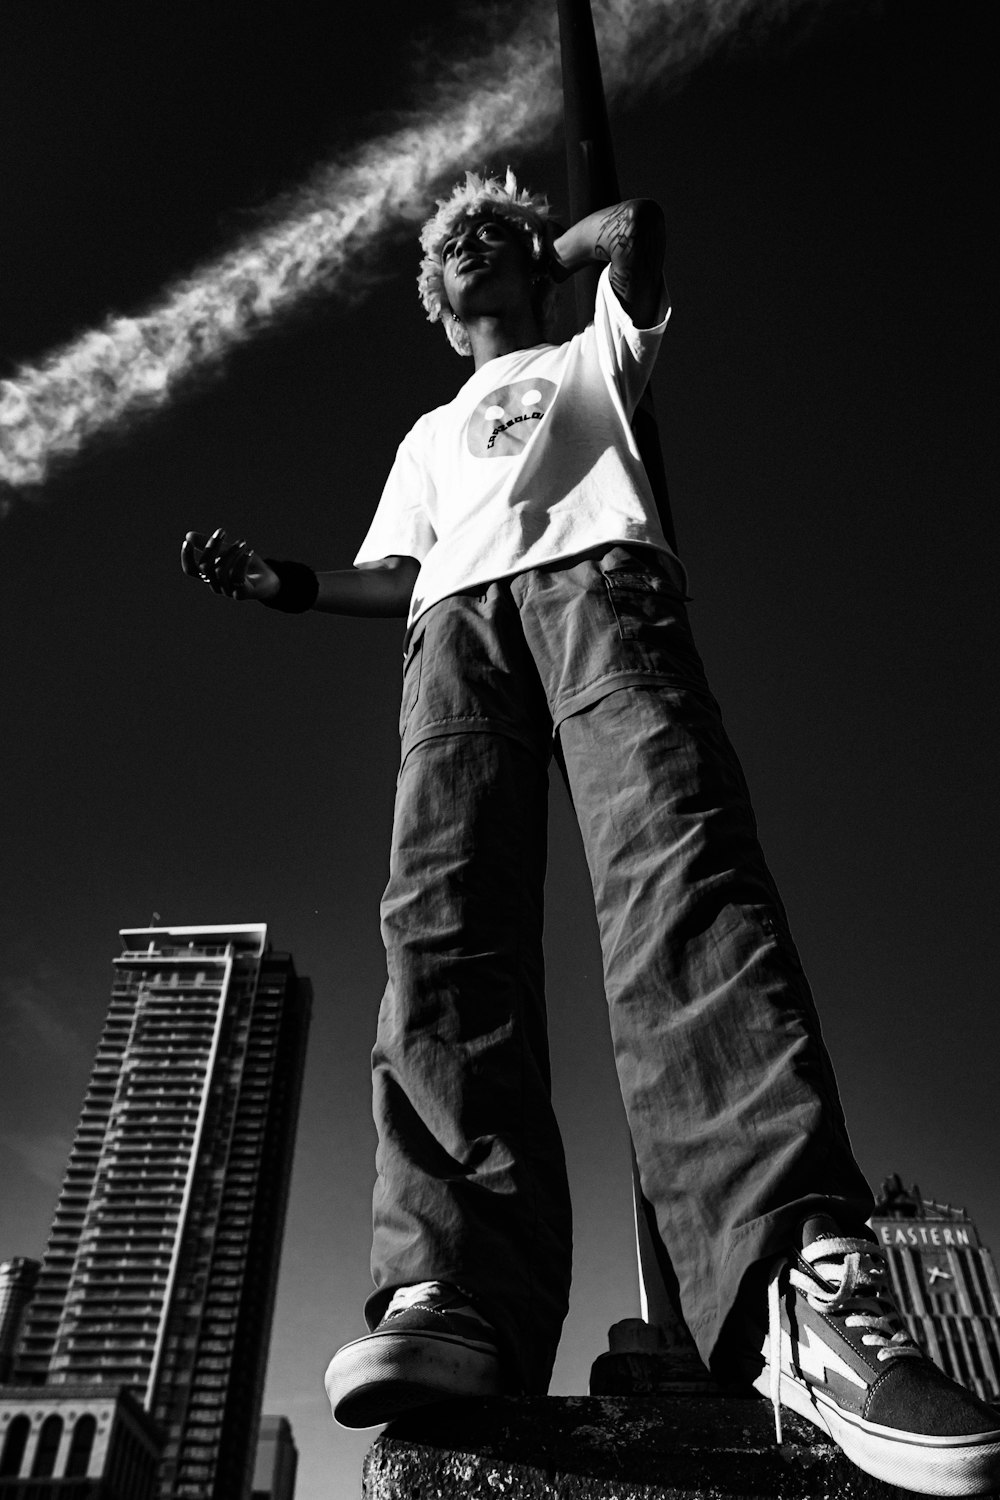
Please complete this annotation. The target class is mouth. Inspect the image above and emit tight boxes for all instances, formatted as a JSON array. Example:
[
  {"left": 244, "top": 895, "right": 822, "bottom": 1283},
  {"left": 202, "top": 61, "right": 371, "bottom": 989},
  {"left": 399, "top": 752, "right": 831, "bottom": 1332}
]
[{"left": 455, "top": 253, "right": 488, "bottom": 276}]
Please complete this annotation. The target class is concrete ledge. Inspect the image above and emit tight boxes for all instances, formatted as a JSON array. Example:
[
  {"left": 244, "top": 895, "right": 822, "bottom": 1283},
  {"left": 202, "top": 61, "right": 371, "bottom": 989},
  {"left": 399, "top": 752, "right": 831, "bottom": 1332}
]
[{"left": 364, "top": 1395, "right": 919, "bottom": 1498}]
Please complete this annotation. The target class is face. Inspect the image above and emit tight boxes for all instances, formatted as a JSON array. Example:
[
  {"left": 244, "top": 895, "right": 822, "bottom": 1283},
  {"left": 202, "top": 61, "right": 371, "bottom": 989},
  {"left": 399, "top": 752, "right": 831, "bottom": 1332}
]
[{"left": 440, "top": 214, "right": 536, "bottom": 323}]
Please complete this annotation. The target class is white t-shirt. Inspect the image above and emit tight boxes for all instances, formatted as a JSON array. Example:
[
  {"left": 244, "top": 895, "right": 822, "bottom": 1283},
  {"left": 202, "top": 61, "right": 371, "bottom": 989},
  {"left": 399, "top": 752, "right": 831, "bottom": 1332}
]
[{"left": 355, "top": 266, "right": 683, "bottom": 627}]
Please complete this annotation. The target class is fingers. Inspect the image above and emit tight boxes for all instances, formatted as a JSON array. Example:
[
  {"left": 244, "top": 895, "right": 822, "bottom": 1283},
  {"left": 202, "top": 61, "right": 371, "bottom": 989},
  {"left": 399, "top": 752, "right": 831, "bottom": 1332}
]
[
  {"left": 542, "top": 220, "right": 570, "bottom": 282},
  {"left": 210, "top": 536, "right": 255, "bottom": 598},
  {"left": 224, "top": 542, "right": 257, "bottom": 598},
  {"left": 183, "top": 527, "right": 255, "bottom": 598},
  {"left": 180, "top": 531, "right": 211, "bottom": 576}
]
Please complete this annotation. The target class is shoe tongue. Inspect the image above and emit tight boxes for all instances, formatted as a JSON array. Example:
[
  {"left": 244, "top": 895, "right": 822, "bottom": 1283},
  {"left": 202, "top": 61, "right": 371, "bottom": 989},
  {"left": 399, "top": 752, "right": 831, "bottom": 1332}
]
[{"left": 800, "top": 1213, "right": 842, "bottom": 1247}]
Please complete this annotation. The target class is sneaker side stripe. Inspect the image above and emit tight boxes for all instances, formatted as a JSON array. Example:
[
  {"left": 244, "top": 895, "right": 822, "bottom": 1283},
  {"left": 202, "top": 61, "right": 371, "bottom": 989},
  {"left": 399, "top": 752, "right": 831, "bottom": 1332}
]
[{"left": 780, "top": 1316, "right": 866, "bottom": 1390}]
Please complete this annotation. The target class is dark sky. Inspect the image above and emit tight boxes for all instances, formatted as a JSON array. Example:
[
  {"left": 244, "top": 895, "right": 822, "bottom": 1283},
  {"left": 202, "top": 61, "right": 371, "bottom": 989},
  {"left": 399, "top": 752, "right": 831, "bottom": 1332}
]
[{"left": 1, "top": 2, "right": 997, "bottom": 1495}]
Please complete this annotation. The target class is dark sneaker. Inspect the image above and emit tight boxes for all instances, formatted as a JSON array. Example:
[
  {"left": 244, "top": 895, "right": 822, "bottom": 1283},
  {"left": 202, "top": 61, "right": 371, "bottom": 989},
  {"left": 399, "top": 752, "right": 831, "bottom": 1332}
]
[
  {"left": 324, "top": 1281, "right": 503, "bottom": 1429},
  {"left": 749, "top": 1220, "right": 1000, "bottom": 1494}
]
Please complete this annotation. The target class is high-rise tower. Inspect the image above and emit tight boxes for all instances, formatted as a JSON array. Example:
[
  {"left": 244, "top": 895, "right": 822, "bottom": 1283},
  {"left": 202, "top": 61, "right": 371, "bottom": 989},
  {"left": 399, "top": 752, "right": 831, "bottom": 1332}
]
[
  {"left": 5, "top": 924, "right": 311, "bottom": 1500},
  {"left": 0, "top": 1261, "right": 40, "bottom": 1385},
  {"left": 252, "top": 1415, "right": 298, "bottom": 1500}
]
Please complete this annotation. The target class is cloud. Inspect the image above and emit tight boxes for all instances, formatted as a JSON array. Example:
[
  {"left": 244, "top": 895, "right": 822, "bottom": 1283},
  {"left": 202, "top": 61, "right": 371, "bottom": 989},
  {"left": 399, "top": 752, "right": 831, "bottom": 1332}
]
[
  {"left": 0, "top": 0, "right": 823, "bottom": 497},
  {"left": 0, "top": 973, "right": 93, "bottom": 1218},
  {"left": 0, "top": 1129, "right": 75, "bottom": 1190},
  {"left": 0, "top": 971, "right": 95, "bottom": 1067}
]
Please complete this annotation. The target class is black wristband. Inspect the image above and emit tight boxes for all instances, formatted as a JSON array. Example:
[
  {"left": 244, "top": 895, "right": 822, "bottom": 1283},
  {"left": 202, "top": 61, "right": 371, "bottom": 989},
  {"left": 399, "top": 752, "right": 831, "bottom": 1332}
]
[{"left": 260, "top": 559, "right": 319, "bottom": 613}]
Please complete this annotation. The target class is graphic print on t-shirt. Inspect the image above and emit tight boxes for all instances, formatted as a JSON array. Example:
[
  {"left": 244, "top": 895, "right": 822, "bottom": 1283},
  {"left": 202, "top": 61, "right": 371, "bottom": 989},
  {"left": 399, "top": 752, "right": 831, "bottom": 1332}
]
[{"left": 466, "top": 378, "right": 557, "bottom": 459}]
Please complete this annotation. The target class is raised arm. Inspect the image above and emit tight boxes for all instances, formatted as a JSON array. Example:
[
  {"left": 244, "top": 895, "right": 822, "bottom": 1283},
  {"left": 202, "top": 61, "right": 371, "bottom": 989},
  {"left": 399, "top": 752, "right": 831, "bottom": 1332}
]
[
  {"left": 181, "top": 529, "right": 418, "bottom": 618},
  {"left": 549, "top": 198, "right": 666, "bottom": 330}
]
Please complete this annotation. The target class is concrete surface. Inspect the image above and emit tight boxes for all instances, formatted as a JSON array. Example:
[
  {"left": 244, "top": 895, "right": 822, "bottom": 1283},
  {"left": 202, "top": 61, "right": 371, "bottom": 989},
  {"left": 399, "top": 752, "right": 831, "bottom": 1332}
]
[{"left": 363, "top": 1394, "right": 922, "bottom": 1498}]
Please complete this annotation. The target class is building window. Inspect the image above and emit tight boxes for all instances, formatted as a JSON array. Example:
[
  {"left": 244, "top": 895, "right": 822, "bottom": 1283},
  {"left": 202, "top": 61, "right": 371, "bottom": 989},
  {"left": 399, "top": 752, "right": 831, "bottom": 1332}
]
[
  {"left": 0, "top": 1414, "right": 31, "bottom": 1476},
  {"left": 31, "top": 1414, "right": 64, "bottom": 1478},
  {"left": 65, "top": 1414, "right": 97, "bottom": 1477}
]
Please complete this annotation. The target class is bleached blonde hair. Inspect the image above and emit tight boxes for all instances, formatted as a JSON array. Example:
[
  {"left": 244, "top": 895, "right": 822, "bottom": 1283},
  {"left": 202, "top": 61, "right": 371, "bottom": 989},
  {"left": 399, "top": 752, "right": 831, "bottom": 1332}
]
[{"left": 418, "top": 169, "right": 555, "bottom": 357}]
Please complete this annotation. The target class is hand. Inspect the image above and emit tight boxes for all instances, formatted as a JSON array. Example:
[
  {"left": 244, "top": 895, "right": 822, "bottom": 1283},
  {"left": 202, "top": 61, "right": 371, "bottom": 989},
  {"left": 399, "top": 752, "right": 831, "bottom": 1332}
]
[
  {"left": 180, "top": 528, "right": 280, "bottom": 602},
  {"left": 542, "top": 219, "right": 571, "bottom": 283}
]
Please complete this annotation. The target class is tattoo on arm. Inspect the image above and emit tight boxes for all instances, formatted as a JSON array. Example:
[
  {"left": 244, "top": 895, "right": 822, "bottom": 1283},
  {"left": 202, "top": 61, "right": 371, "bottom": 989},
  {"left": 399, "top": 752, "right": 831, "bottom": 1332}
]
[{"left": 594, "top": 201, "right": 661, "bottom": 312}]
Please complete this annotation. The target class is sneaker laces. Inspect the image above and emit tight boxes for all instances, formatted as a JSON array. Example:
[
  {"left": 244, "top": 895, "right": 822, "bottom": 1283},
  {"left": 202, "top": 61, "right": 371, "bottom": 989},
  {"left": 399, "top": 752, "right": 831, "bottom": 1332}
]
[
  {"left": 384, "top": 1280, "right": 494, "bottom": 1330},
  {"left": 765, "top": 1234, "right": 921, "bottom": 1444}
]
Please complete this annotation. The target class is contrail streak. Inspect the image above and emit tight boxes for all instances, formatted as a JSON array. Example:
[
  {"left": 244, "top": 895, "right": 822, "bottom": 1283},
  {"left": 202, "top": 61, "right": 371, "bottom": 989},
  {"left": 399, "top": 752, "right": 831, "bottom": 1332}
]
[{"left": 0, "top": 0, "right": 819, "bottom": 499}]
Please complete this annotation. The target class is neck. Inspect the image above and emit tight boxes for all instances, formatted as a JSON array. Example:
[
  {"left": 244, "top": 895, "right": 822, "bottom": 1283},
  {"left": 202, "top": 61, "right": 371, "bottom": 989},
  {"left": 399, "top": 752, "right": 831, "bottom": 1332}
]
[{"left": 465, "top": 309, "right": 545, "bottom": 370}]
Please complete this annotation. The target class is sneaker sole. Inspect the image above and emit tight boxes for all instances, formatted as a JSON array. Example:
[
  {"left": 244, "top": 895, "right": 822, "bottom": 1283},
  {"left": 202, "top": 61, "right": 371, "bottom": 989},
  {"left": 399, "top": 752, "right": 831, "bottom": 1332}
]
[
  {"left": 325, "top": 1328, "right": 502, "bottom": 1429},
  {"left": 754, "top": 1369, "right": 1000, "bottom": 1496}
]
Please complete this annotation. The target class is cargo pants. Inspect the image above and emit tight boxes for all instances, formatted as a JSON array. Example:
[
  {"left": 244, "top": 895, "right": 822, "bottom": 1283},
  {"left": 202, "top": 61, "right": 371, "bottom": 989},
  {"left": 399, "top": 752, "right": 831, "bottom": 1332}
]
[{"left": 365, "top": 544, "right": 874, "bottom": 1394}]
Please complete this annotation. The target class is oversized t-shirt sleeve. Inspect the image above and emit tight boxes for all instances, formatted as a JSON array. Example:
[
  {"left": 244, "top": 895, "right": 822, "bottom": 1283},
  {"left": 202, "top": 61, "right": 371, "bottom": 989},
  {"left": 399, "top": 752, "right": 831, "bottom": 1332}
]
[
  {"left": 593, "top": 264, "right": 670, "bottom": 417},
  {"left": 353, "top": 426, "right": 438, "bottom": 568}
]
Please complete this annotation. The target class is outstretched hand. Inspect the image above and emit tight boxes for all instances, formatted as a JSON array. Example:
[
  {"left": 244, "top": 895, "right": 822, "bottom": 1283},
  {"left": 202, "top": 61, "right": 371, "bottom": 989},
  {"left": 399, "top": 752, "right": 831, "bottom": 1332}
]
[{"left": 181, "top": 528, "right": 280, "bottom": 602}]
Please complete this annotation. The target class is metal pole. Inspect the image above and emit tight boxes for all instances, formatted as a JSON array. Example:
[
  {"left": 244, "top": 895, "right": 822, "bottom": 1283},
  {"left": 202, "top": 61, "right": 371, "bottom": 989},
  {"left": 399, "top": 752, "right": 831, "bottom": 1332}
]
[
  {"left": 555, "top": 0, "right": 620, "bottom": 326},
  {"left": 557, "top": 0, "right": 700, "bottom": 1364},
  {"left": 555, "top": 0, "right": 678, "bottom": 556}
]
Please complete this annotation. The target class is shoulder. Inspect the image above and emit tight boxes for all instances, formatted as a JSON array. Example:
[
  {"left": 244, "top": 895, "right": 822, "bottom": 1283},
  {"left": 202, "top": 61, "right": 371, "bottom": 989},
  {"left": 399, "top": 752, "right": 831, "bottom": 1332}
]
[
  {"left": 397, "top": 407, "right": 445, "bottom": 452},
  {"left": 414, "top": 373, "right": 482, "bottom": 428}
]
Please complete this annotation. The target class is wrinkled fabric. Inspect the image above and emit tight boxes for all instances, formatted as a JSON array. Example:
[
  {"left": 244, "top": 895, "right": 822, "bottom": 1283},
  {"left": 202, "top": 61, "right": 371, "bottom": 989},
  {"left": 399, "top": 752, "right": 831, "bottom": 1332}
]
[{"left": 366, "top": 545, "right": 873, "bottom": 1394}]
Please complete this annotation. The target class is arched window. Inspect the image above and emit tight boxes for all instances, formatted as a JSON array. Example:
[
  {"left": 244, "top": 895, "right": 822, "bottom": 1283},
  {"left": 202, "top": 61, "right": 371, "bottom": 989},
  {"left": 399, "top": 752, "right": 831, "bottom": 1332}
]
[
  {"left": 0, "top": 1414, "right": 31, "bottom": 1477},
  {"left": 65, "top": 1414, "right": 97, "bottom": 1477},
  {"left": 30, "top": 1414, "right": 63, "bottom": 1478}
]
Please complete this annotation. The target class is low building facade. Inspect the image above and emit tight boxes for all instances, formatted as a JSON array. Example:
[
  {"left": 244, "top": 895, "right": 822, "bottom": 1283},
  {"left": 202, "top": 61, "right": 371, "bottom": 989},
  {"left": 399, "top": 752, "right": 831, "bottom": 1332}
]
[{"left": 0, "top": 1384, "right": 162, "bottom": 1497}]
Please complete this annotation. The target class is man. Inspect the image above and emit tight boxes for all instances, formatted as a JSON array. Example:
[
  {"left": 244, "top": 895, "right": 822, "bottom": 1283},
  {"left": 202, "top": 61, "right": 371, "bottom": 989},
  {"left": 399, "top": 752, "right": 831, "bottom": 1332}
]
[{"left": 182, "top": 171, "right": 1000, "bottom": 1494}]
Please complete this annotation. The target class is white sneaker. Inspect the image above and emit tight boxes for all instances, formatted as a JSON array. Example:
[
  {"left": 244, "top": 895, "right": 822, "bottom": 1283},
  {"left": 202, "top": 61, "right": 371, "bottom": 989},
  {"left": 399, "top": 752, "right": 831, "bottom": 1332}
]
[{"left": 325, "top": 1281, "right": 503, "bottom": 1429}]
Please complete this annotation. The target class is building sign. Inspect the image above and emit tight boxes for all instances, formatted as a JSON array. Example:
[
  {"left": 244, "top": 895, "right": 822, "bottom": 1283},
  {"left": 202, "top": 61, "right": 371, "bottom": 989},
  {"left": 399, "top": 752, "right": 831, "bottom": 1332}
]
[
  {"left": 918, "top": 1251, "right": 955, "bottom": 1298},
  {"left": 871, "top": 1218, "right": 980, "bottom": 1251}
]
